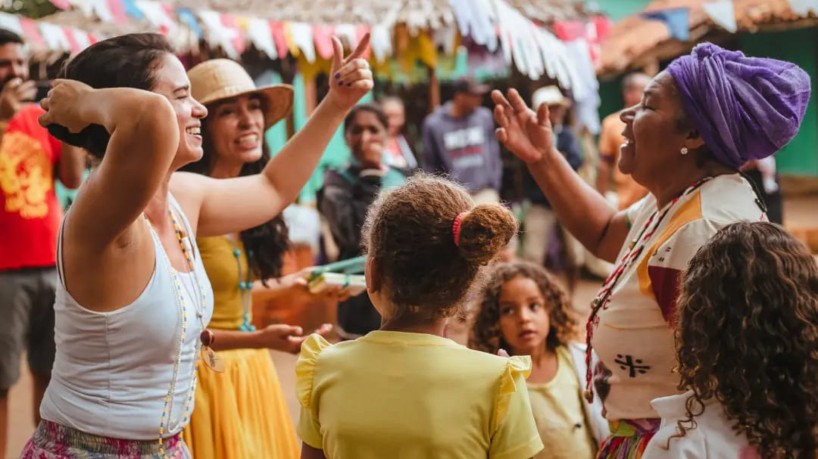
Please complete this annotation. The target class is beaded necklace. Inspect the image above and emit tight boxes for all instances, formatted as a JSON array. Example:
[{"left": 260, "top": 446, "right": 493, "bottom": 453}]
[
  {"left": 145, "top": 207, "right": 221, "bottom": 458},
  {"left": 583, "top": 178, "right": 710, "bottom": 403},
  {"left": 226, "top": 235, "right": 255, "bottom": 332}
]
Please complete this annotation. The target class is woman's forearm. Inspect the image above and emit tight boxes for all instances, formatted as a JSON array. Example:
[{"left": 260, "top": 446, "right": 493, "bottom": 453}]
[
  {"left": 210, "top": 329, "right": 265, "bottom": 351},
  {"left": 527, "top": 147, "right": 625, "bottom": 260}
]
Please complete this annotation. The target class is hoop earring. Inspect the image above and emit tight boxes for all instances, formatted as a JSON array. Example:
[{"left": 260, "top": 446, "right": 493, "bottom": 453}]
[{"left": 680, "top": 147, "right": 689, "bottom": 155}]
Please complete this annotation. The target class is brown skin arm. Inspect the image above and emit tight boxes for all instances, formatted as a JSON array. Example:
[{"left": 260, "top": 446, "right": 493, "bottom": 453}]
[
  {"left": 56, "top": 143, "right": 86, "bottom": 189},
  {"left": 301, "top": 444, "right": 326, "bottom": 459}
]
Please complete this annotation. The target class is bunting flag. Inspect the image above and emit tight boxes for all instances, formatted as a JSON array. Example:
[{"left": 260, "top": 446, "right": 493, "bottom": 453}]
[
  {"left": 0, "top": 12, "right": 23, "bottom": 35},
  {"left": 61, "top": 26, "right": 82, "bottom": 53},
  {"left": 246, "top": 17, "right": 276, "bottom": 59},
  {"left": 312, "top": 24, "right": 335, "bottom": 60},
  {"left": 286, "top": 22, "right": 316, "bottom": 63},
  {"left": 198, "top": 9, "right": 240, "bottom": 58},
  {"left": 49, "top": 0, "right": 72, "bottom": 9},
  {"left": 39, "top": 22, "right": 71, "bottom": 52},
  {"left": 121, "top": 0, "right": 144, "bottom": 21},
  {"left": 219, "top": 14, "right": 246, "bottom": 56},
  {"left": 19, "top": 18, "right": 46, "bottom": 49},
  {"left": 703, "top": 0, "right": 737, "bottom": 33},
  {"left": 788, "top": 0, "right": 818, "bottom": 16},
  {"left": 270, "top": 20, "right": 289, "bottom": 60},
  {"left": 105, "top": 0, "right": 128, "bottom": 24},
  {"left": 642, "top": 7, "right": 691, "bottom": 41},
  {"left": 176, "top": 7, "right": 202, "bottom": 38}
]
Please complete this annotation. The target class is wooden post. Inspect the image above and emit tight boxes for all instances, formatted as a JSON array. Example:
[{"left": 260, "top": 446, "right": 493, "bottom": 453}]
[{"left": 428, "top": 65, "right": 440, "bottom": 114}]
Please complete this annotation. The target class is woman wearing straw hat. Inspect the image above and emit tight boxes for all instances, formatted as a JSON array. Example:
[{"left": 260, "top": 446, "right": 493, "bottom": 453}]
[
  {"left": 22, "top": 32, "right": 372, "bottom": 458},
  {"left": 180, "top": 59, "right": 342, "bottom": 459}
]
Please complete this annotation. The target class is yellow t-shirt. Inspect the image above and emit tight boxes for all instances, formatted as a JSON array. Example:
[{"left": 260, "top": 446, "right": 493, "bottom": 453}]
[
  {"left": 197, "top": 236, "right": 251, "bottom": 330},
  {"left": 528, "top": 346, "right": 596, "bottom": 459},
  {"left": 296, "top": 331, "right": 544, "bottom": 459}
]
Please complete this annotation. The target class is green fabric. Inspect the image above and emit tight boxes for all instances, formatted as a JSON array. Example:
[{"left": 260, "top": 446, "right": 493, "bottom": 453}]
[
  {"left": 739, "top": 29, "right": 818, "bottom": 177},
  {"left": 593, "top": 0, "right": 652, "bottom": 22}
]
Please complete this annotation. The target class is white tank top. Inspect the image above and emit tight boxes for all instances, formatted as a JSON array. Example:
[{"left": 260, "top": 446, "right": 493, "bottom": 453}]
[{"left": 40, "top": 195, "right": 214, "bottom": 440}]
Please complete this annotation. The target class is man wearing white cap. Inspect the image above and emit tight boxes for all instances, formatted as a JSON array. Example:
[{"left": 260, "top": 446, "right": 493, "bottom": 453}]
[{"left": 521, "top": 86, "right": 583, "bottom": 286}]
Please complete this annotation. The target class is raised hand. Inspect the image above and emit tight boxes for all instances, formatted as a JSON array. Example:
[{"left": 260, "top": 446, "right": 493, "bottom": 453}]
[
  {"left": 38, "top": 79, "right": 94, "bottom": 133},
  {"left": 325, "top": 33, "right": 373, "bottom": 112},
  {"left": 0, "top": 78, "right": 36, "bottom": 120},
  {"left": 491, "top": 89, "right": 554, "bottom": 164}
]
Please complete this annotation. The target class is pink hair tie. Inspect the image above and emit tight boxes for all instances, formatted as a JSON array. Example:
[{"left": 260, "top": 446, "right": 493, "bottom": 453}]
[{"left": 452, "top": 212, "right": 468, "bottom": 247}]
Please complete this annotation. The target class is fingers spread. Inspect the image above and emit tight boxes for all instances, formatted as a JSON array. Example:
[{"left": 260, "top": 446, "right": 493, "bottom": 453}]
[
  {"left": 536, "top": 102, "right": 550, "bottom": 127},
  {"left": 493, "top": 104, "right": 509, "bottom": 128},
  {"left": 495, "top": 127, "right": 508, "bottom": 144},
  {"left": 507, "top": 88, "right": 530, "bottom": 114}
]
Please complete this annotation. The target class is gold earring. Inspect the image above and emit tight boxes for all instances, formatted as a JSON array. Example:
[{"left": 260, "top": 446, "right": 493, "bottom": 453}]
[{"left": 681, "top": 147, "right": 689, "bottom": 155}]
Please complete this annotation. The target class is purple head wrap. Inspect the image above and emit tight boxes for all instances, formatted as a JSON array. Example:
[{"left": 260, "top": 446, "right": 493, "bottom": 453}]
[{"left": 667, "top": 43, "right": 811, "bottom": 169}]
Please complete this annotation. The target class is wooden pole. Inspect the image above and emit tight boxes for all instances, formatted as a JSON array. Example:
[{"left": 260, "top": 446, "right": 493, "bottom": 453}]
[{"left": 428, "top": 65, "right": 440, "bottom": 114}]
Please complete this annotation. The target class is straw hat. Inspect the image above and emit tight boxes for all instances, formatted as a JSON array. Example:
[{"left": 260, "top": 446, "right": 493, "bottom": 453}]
[{"left": 188, "top": 59, "right": 294, "bottom": 130}]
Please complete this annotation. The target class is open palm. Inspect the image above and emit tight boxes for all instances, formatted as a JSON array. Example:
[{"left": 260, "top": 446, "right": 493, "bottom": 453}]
[
  {"left": 326, "top": 33, "right": 373, "bottom": 111},
  {"left": 491, "top": 89, "right": 554, "bottom": 164}
]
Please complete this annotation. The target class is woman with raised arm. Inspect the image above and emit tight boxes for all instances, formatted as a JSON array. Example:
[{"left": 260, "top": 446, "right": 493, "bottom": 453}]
[
  {"left": 21, "top": 32, "right": 372, "bottom": 458},
  {"left": 491, "top": 43, "right": 810, "bottom": 458}
]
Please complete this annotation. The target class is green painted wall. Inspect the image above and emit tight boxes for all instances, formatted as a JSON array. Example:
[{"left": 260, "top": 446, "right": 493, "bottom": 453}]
[
  {"left": 591, "top": 0, "right": 652, "bottom": 22},
  {"left": 740, "top": 29, "right": 818, "bottom": 177}
]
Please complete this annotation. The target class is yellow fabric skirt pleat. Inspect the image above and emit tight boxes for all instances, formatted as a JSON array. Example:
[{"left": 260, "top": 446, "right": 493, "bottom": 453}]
[{"left": 182, "top": 348, "right": 300, "bottom": 459}]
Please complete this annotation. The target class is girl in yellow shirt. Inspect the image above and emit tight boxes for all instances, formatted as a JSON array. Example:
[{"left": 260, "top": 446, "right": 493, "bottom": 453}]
[
  {"left": 471, "top": 261, "right": 609, "bottom": 459},
  {"left": 296, "top": 174, "right": 544, "bottom": 459}
]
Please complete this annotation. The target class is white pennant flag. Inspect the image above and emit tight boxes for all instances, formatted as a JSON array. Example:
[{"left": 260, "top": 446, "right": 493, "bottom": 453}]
[
  {"left": 246, "top": 17, "right": 276, "bottom": 60},
  {"left": 703, "top": 0, "right": 737, "bottom": 33},
  {"left": 788, "top": 0, "right": 818, "bottom": 16},
  {"left": 39, "top": 22, "right": 71, "bottom": 53}
]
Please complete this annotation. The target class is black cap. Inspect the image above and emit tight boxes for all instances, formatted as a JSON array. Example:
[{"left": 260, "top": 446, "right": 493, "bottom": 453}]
[{"left": 452, "top": 77, "right": 489, "bottom": 96}]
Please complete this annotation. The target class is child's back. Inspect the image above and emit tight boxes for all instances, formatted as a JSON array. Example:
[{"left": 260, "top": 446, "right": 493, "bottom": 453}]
[{"left": 297, "top": 332, "right": 541, "bottom": 458}]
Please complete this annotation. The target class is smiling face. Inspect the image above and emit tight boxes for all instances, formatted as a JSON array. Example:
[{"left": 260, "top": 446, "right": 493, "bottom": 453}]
[
  {"left": 204, "top": 94, "right": 265, "bottom": 172},
  {"left": 149, "top": 54, "right": 208, "bottom": 169},
  {"left": 618, "top": 71, "right": 691, "bottom": 189},
  {"left": 497, "top": 275, "right": 551, "bottom": 356},
  {"left": 0, "top": 42, "right": 28, "bottom": 87},
  {"left": 346, "top": 109, "right": 387, "bottom": 170}
]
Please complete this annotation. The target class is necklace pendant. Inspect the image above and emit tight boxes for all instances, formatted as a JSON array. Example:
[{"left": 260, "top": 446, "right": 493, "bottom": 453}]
[
  {"left": 584, "top": 387, "right": 594, "bottom": 403},
  {"left": 201, "top": 346, "right": 225, "bottom": 373}
]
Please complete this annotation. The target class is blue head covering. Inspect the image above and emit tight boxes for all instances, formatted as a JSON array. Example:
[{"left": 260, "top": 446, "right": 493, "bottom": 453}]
[{"left": 667, "top": 43, "right": 811, "bottom": 169}]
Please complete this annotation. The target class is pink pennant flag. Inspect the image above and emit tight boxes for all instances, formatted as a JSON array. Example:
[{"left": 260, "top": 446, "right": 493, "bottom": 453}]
[
  {"left": 312, "top": 24, "right": 334, "bottom": 60},
  {"left": 270, "top": 21, "right": 288, "bottom": 59},
  {"left": 355, "top": 24, "right": 371, "bottom": 59},
  {"left": 220, "top": 14, "right": 246, "bottom": 56},
  {"left": 49, "top": 0, "right": 71, "bottom": 9},
  {"left": 19, "top": 18, "right": 46, "bottom": 50},
  {"left": 62, "top": 26, "right": 82, "bottom": 54},
  {"left": 106, "top": 0, "right": 127, "bottom": 24}
]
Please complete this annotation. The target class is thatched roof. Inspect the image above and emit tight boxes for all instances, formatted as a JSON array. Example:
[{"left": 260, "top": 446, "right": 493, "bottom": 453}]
[
  {"left": 599, "top": 0, "right": 818, "bottom": 76},
  {"left": 41, "top": 0, "right": 590, "bottom": 41}
]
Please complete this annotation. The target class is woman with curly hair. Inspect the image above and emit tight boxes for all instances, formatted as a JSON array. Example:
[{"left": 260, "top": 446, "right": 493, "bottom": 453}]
[
  {"left": 470, "top": 261, "right": 609, "bottom": 458},
  {"left": 644, "top": 222, "right": 818, "bottom": 459}
]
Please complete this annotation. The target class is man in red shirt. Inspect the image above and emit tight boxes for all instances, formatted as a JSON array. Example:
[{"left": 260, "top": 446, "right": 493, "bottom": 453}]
[{"left": 0, "top": 29, "right": 84, "bottom": 455}]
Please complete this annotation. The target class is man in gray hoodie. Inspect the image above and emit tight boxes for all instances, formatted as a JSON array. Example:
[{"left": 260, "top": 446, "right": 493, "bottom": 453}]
[{"left": 421, "top": 77, "right": 502, "bottom": 203}]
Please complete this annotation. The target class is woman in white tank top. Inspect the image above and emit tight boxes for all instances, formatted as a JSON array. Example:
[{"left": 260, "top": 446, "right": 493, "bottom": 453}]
[{"left": 21, "top": 32, "right": 373, "bottom": 458}]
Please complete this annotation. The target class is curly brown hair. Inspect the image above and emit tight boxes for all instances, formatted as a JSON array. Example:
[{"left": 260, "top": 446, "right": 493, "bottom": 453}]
[
  {"left": 469, "top": 261, "right": 581, "bottom": 354},
  {"left": 362, "top": 173, "right": 517, "bottom": 320},
  {"left": 674, "top": 221, "right": 818, "bottom": 458}
]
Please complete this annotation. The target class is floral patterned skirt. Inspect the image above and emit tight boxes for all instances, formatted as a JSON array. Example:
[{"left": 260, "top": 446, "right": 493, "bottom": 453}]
[
  {"left": 21, "top": 420, "right": 190, "bottom": 459},
  {"left": 595, "top": 418, "right": 661, "bottom": 459}
]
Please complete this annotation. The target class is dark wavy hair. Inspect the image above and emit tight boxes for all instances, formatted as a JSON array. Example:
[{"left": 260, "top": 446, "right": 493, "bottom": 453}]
[
  {"left": 180, "top": 99, "right": 289, "bottom": 283},
  {"left": 49, "top": 33, "right": 173, "bottom": 159},
  {"left": 470, "top": 261, "right": 580, "bottom": 354},
  {"left": 673, "top": 221, "right": 818, "bottom": 458}
]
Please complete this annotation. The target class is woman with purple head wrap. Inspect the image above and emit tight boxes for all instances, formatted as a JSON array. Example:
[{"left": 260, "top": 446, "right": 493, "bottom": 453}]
[{"left": 491, "top": 42, "right": 810, "bottom": 459}]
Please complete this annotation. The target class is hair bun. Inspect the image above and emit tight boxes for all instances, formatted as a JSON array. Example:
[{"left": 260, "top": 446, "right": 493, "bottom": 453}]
[{"left": 456, "top": 204, "right": 517, "bottom": 265}]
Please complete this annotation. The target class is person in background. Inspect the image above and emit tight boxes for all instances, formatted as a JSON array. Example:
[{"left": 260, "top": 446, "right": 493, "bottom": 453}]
[
  {"left": 644, "top": 222, "right": 818, "bottom": 458},
  {"left": 421, "top": 77, "right": 502, "bottom": 204},
  {"left": 520, "top": 86, "right": 583, "bottom": 290},
  {"left": 471, "top": 261, "right": 609, "bottom": 459},
  {"left": 380, "top": 96, "right": 417, "bottom": 175},
  {"left": 596, "top": 73, "right": 650, "bottom": 210},
  {"left": 742, "top": 157, "right": 783, "bottom": 224},
  {"left": 0, "top": 28, "right": 85, "bottom": 458},
  {"left": 318, "top": 103, "right": 406, "bottom": 340},
  {"left": 297, "top": 174, "right": 542, "bottom": 459}
]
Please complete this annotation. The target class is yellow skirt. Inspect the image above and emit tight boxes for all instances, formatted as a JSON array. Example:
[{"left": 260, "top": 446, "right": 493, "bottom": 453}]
[{"left": 182, "top": 348, "right": 300, "bottom": 459}]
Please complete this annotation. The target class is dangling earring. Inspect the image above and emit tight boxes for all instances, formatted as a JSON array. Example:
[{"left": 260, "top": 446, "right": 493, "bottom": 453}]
[{"left": 680, "top": 147, "right": 689, "bottom": 155}]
